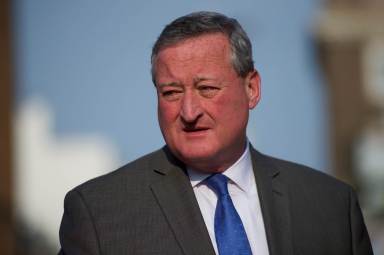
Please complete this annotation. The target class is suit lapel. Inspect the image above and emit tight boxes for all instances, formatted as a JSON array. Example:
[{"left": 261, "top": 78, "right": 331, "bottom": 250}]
[
  {"left": 251, "top": 147, "right": 293, "bottom": 255},
  {"left": 149, "top": 147, "right": 216, "bottom": 255},
  {"left": 148, "top": 146, "right": 294, "bottom": 255}
]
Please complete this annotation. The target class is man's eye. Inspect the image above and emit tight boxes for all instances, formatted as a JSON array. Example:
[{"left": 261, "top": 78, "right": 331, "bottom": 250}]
[
  {"left": 199, "top": 86, "right": 219, "bottom": 97},
  {"left": 161, "top": 90, "right": 182, "bottom": 101}
]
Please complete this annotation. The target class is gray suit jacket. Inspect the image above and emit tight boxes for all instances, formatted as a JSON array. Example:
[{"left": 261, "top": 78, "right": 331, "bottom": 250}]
[{"left": 59, "top": 146, "right": 373, "bottom": 255}]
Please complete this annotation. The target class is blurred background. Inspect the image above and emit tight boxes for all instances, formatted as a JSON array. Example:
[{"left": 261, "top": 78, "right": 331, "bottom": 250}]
[{"left": 1, "top": 0, "right": 383, "bottom": 254}]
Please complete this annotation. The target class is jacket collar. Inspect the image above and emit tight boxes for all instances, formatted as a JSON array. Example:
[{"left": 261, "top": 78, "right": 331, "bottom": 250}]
[
  {"left": 250, "top": 145, "right": 293, "bottom": 255},
  {"left": 149, "top": 146, "right": 216, "bottom": 255},
  {"left": 149, "top": 145, "right": 293, "bottom": 255}
]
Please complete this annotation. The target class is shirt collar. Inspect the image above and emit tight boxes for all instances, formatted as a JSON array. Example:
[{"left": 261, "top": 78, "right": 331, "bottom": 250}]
[{"left": 188, "top": 142, "right": 254, "bottom": 194}]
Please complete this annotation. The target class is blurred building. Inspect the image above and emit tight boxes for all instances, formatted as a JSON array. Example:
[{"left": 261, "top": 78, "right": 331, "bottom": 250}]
[
  {"left": 316, "top": 0, "right": 384, "bottom": 253},
  {"left": 0, "top": 0, "right": 14, "bottom": 253}
]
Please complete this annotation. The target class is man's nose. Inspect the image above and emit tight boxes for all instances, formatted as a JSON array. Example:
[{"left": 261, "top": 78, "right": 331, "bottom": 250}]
[{"left": 180, "top": 91, "right": 203, "bottom": 123}]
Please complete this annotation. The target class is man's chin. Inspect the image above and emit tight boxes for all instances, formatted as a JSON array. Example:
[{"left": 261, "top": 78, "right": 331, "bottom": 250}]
[
  {"left": 176, "top": 150, "right": 223, "bottom": 171},
  {"left": 179, "top": 151, "right": 212, "bottom": 161}
]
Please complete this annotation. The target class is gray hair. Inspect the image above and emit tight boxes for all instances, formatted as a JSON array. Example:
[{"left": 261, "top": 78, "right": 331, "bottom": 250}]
[{"left": 151, "top": 11, "right": 254, "bottom": 84}]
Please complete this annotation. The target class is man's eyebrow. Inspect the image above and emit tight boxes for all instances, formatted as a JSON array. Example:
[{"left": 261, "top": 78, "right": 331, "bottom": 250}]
[
  {"left": 157, "top": 82, "right": 183, "bottom": 88},
  {"left": 193, "top": 77, "right": 213, "bottom": 83}
]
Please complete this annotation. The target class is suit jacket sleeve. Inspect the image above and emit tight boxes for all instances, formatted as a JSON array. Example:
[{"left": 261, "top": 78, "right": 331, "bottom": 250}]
[
  {"left": 58, "top": 189, "right": 101, "bottom": 255},
  {"left": 349, "top": 188, "right": 374, "bottom": 255}
]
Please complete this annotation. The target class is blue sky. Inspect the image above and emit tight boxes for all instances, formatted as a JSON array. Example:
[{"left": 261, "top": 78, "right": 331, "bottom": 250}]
[{"left": 13, "top": 0, "right": 329, "bottom": 171}]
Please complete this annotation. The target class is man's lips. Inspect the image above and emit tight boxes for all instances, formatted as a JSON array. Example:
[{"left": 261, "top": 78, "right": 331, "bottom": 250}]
[{"left": 182, "top": 127, "right": 210, "bottom": 133}]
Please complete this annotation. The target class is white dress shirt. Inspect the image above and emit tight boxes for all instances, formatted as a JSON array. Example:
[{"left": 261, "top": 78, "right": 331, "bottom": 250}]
[{"left": 187, "top": 143, "right": 270, "bottom": 255}]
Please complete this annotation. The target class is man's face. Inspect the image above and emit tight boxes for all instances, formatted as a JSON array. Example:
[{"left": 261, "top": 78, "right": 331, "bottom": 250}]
[{"left": 154, "top": 33, "right": 260, "bottom": 172}]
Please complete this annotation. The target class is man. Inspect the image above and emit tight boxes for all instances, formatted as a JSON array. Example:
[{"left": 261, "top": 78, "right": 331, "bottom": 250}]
[{"left": 59, "top": 11, "right": 373, "bottom": 255}]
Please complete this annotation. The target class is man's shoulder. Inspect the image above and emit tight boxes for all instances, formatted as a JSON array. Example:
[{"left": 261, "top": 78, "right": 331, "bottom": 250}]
[
  {"left": 68, "top": 147, "right": 167, "bottom": 196},
  {"left": 254, "top": 150, "right": 352, "bottom": 194}
]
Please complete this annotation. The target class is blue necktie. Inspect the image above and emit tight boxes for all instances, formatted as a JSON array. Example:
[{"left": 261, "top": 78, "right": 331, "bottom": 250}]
[{"left": 205, "top": 174, "right": 252, "bottom": 255}]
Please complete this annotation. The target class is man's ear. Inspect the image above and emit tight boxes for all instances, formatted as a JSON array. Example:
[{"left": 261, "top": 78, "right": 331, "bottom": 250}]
[{"left": 245, "top": 70, "right": 261, "bottom": 109}]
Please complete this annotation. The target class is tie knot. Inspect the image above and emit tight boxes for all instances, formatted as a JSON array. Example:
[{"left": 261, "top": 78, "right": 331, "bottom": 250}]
[{"left": 204, "top": 174, "right": 229, "bottom": 197}]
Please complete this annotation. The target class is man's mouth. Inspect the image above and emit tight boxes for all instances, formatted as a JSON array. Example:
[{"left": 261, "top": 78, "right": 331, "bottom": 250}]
[{"left": 182, "top": 127, "right": 210, "bottom": 133}]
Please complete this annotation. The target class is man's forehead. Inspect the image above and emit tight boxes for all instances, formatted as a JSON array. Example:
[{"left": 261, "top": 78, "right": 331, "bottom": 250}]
[{"left": 153, "top": 33, "right": 235, "bottom": 85}]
